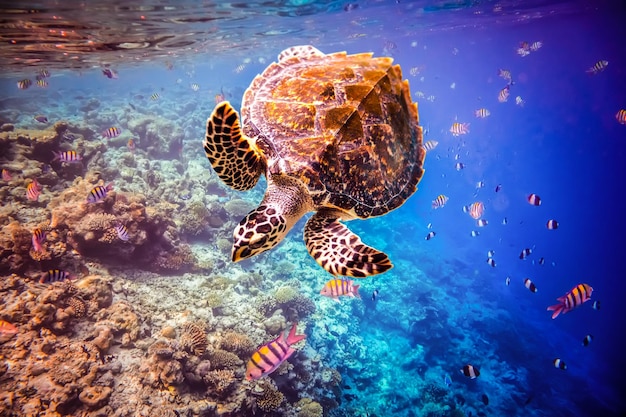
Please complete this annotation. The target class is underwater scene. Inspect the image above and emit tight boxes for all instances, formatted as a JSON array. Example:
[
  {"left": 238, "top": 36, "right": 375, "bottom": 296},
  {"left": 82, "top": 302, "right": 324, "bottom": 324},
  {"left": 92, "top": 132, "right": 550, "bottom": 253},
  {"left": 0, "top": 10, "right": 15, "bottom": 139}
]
[{"left": 1, "top": 1, "right": 625, "bottom": 416}]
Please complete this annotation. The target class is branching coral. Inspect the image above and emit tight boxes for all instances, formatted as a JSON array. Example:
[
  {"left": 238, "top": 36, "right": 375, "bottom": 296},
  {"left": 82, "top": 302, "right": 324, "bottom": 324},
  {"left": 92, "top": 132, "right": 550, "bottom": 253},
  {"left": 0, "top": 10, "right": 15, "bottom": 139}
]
[
  {"left": 202, "top": 369, "right": 236, "bottom": 396},
  {"left": 255, "top": 383, "right": 285, "bottom": 412}
]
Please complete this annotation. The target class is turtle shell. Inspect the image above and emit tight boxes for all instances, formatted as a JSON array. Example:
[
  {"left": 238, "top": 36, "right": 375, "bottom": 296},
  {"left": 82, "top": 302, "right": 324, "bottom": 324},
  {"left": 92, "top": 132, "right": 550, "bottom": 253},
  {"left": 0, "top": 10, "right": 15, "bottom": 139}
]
[{"left": 241, "top": 46, "right": 425, "bottom": 218}]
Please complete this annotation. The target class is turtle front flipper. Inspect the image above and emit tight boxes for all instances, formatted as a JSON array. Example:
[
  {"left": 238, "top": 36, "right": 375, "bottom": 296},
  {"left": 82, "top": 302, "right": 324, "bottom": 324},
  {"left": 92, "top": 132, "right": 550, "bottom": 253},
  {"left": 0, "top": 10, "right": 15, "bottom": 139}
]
[
  {"left": 304, "top": 210, "right": 392, "bottom": 277},
  {"left": 204, "top": 101, "right": 263, "bottom": 191}
]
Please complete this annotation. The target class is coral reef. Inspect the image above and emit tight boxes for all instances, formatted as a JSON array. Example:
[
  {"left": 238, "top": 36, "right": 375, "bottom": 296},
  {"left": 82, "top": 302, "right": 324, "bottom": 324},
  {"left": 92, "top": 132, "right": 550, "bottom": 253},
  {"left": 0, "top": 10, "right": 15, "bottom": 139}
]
[{"left": 180, "top": 322, "right": 208, "bottom": 357}]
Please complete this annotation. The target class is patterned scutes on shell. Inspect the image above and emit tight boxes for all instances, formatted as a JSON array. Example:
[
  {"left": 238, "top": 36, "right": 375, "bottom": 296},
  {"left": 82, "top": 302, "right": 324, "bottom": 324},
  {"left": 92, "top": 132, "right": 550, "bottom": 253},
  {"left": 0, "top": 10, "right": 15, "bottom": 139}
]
[{"left": 242, "top": 50, "right": 425, "bottom": 218}]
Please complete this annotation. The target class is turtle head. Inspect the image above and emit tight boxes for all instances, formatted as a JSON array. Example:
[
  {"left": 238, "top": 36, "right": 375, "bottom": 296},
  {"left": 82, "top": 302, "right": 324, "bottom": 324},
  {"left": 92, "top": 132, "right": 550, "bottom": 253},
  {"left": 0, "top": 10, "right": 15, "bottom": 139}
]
[{"left": 232, "top": 205, "right": 289, "bottom": 262}]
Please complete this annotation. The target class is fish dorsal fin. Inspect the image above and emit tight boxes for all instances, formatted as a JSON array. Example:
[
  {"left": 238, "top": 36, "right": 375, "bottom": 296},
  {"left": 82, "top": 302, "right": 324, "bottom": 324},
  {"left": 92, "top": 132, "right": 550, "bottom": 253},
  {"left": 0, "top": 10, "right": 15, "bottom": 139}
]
[{"left": 278, "top": 45, "right": 325, "bottom": 63}]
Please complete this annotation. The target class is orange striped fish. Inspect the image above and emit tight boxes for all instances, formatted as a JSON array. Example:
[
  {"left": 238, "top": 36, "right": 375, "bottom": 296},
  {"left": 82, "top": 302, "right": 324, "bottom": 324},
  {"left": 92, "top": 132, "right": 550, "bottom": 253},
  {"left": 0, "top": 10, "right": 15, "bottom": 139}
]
[
  {"left": 320, "top": 278, "right": 360, "bottom": 302},
  {"left": 616, "top": 109, "right": 626, "bottom": 125},
  {"left": 464, "top": 201, "right": 484, "bottom": 220},
  {"left": 32, "top": 228, "right": 46, "bottom": 252},
  {"left": 52, "top": 150, "right": 82, "bottom": 163},
  {"left": 245, "top": 322, "right": 306, "bottom": 381},
  {"left": 498, "top": 85, "right": 510, "bottom": 103},
  {"left": 450, "top": 122, "right": 469, "bottom": 136},
  {"left": 547, "top": 283, "right": 593, "bottom": 319},
  {"left": 26, "top": 179, "right": 42, "bottom": 201}
]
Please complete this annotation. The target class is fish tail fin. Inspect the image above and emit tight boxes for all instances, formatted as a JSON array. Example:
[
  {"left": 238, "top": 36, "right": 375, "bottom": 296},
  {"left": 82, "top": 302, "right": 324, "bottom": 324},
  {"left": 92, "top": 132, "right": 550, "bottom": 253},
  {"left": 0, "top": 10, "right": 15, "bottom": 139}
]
[
  {"left": 286, "top": 322, "right": 306, "bottom": 346},
  {"left": 105, "top": 182, "right": 114, "bottom": 191},
  {"left": 547, "top": 303, "right": 564, "bottom": 319},
  {"left": 352, "top": 284, "right": 361, "bottom": 298},
  {"left": 52, "top": 151, "right": 60, "bottom": 161}
]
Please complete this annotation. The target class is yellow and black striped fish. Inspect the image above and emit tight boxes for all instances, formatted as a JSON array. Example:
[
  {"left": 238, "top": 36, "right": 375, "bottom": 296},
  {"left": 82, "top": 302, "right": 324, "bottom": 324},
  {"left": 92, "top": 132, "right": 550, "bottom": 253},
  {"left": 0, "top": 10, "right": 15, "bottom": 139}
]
[
  {"left": 547, "top": 283, "right": 593, "bottom": 319},
  {"left": 431, "top": 194, "right": 449, "bottom": 209},
  {"left": 52, "top": 150, "right": 82, "bottom": 163},
  {"left": 40, "top": 269, "right": 70, "bottom": 284},
  {"left": 320, "top": 278, "right": 360, "bottom": 301},
  {"left": 150, "top": 93, "right": 160, "bottom": 101},
  {"left": 17, "top": 79, "right": 32, "bottom": 90},
  {"left": 87, "top": 183, "right": 114, "bottom": 203},
  {"left": 616, "top": 109, "right": 626, "bottom": 125},
  {"left": 36, "top": 79, "right": 48, "bottom": 88},
  {"left": 102, "top": 127, "right": 121, "bottom": 138}
]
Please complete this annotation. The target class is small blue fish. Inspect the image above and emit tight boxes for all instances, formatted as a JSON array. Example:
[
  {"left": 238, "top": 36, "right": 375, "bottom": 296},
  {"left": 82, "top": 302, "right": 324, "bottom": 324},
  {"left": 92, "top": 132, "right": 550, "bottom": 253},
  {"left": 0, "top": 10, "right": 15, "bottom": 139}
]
[{"left": 444, "top": 374, "right": 452, "bottom": 387}]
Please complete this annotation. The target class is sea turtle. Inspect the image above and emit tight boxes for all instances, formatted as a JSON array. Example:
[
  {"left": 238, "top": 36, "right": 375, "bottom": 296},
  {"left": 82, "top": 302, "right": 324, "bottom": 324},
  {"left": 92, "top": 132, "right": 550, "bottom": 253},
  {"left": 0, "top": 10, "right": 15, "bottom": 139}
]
[{"left": 203, "top": 45, "right": 425, "bottom": 277}]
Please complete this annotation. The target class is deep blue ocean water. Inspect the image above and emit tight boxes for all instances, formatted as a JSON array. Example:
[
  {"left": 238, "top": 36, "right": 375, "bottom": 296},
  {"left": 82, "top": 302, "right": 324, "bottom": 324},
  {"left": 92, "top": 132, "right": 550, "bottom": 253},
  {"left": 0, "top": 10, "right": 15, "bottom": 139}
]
[{"left": 1, "top": 1, "right": 625, "bottom": 416}]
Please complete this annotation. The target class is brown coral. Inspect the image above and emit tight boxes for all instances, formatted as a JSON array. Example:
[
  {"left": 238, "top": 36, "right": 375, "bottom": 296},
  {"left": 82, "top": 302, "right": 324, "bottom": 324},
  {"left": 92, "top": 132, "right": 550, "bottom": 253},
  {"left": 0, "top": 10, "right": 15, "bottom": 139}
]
[
  {"left": 219, "top": 331, "right": 255, "bottom": 357},
  {"left": 180, "top": 322, "right": 208, "bottom": 357},
  {"left": 67, "top": 296, "right": 86, "bottom": 318},
  {"left": 78, "top": 386, "right": 112, "bottom": 409},
  {"left": 256, "top": 384, "right": 285, "bottom": 412},
  {"left": 207, "top": 349, "right": 242, "bottom": 370},
  {"left": 295, "top": 398, "right": 323, "bottom": 417},
  {"left": 202, "top": 369, "right": 236, "bottom": 396},
  {"left": 149, "top": 339, "right": 176, "bottom": 358}
]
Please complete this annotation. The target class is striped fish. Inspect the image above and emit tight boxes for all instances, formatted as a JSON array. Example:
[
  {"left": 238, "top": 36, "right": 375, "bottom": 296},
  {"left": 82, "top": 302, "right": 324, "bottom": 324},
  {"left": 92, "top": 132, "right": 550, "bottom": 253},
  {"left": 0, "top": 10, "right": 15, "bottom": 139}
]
[
  {"left": 498, "top": 85, "right": 510, "bottom": 103},
  {"left": 449, "top": 122, "right": 469, "bottom": 136},
  {"left": 32, "top": 228, "right": 46, "bottom": 252},
  {"left": 421, "top": 140, "right": 439, "bottom": 152},
  {"left": 245, "top": 323, "right": 306, "bottom": 381},
  {"left": 431, "top": 194, "right": 449, "bottom": 209},
  {"left": 36, "top": 79, "right": 48, "bottom": 88},
  {"left": 52, "top": 150, "right": 82, "bottom": 163},
  {"left": 87, "top": 183, "right": 113, "bottom": 203},
  {"left": 37, "top": 69, "right": 51, "bottom": 79},
  {"left": 190, "top": 83, "right": 200, "bottom": 91},
  {"left": 26, "top": 179, "right": 42, "bottom": 201},
  {"left": 102, "top": 127, "right": 121, "bottom": 138},
  {"left": 320, "top": 278, "right": 360, "bottom": 302},
  {"left": 150, "top": 93, "right": 160, "bottom": 101},
  {"left": 524, "top": 278, "right": 537, "bottom": 293},
  {"left": 547, "top": 283, "right": 593, "bottom": 319},
  {"left": 17, "top": 79, "right": 32, "bottom": 90},
  {"left": 115, "top": 224, "right": 129, "bottom": 241},
  {"left": 40, "top": 269, "right": 70, "bottom": 284},
  {"left": 474, "top": 108, "right": 490, "bottom": 118},
  {"left": 616, "top": 109, "right": 626, "bottom": 125},
  {"left": 586, "top": 60, "right": 608, "bottom": 75},
  {"left": 464, "top": 201, "right": 484, "bottom": 220}
]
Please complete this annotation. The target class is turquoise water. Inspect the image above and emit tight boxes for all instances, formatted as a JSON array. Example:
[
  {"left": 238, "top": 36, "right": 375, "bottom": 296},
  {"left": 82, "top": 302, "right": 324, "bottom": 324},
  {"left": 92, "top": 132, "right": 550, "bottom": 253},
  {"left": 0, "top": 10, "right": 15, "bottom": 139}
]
[{"left": 1, "top": 1, "right": 625, "bottom": 416}]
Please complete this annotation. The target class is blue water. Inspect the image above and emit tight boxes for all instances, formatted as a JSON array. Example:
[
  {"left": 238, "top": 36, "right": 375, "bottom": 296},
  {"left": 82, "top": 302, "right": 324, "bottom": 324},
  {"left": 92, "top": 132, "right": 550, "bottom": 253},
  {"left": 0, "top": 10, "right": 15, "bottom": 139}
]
[{"left": 1, "top": 1, "right": 625, "bottom": 416}]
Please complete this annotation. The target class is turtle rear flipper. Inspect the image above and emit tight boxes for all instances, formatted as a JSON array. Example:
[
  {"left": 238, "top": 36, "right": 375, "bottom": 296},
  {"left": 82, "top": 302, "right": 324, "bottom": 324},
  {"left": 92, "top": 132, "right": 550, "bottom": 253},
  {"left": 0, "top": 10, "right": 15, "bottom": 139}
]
[
  {"left": 304, "top": 210, "right": 392, "bottom": 277},
  {"left": 204, "top": 101, "right": 263, "bottom": 191}
]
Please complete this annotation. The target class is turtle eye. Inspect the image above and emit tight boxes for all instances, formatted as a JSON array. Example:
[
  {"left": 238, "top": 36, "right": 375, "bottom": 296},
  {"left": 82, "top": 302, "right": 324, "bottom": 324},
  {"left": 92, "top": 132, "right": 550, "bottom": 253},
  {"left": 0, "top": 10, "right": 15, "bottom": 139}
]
[{"left": 249, "top": 235, "right": 268, "bottom": 249}]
